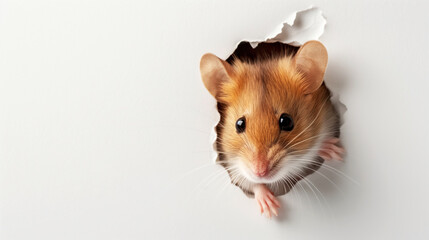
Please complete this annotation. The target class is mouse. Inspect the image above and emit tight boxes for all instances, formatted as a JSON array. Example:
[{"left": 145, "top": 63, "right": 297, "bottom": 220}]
[{"left": 199, "top": 40, "right": 344, "bottom": 218}]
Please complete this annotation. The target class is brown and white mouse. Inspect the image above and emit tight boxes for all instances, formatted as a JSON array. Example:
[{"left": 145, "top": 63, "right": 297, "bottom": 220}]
[{"left": 199, "top": 41, "right": 344, "bottom": 217}]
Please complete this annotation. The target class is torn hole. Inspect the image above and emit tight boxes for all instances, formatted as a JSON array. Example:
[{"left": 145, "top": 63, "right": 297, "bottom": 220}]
[{"left": 204, "top": 7, "right": 347, "bottom": 197}]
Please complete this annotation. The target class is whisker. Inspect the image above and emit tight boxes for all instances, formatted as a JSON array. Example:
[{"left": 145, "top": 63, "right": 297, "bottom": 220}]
[
  {"left": 293, "top": 178, "right": 312, "bottom": 209},
  {"left": 198, "top": 166, "right": 236, "bottom": 190},
  {"left": 285, "top": 97, "right": 330, "bottom": 149},
  {"left": 282, "top": 175, "right": 301, "bottom": 205},
  {"left": 214, "top": 168, "right": 240, "bottom": 200},
  {"left": 292, "top": 166, "right": 337, "bottom": 220},
  {"left": 286, "top": 131, "right": 337, "bottom": 151},
  {"left": 289, "top": 166, "right": 327, "bottom": 212},
  {"left": 288, "top": 157, "right": 359, "bottom": 185},
  {"left": 296, "top": 164, "right": 343, "bottom": 193}
]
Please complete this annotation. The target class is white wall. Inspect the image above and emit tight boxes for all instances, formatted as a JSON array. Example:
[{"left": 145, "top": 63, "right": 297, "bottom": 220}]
[{"left": 1, "top": 0, "right": 428, "bottom": 239}]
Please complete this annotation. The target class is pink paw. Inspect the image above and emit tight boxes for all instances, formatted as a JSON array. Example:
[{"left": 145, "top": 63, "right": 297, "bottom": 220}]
[
  {"left": 254, "top": 184, "right": 280, "bottom": 218},
  {"left": 319, "top": 137, "right": 345, "bottom": 161}
]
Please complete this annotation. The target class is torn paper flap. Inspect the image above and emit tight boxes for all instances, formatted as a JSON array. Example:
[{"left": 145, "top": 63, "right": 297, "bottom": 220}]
[{"left": 247, "top": 7, "right": 326, "bottom": 48}]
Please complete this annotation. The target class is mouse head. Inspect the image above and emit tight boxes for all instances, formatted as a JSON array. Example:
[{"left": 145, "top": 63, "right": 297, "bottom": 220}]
[{"left": 200, "top": 41, "right": 330, "bottom": 185}]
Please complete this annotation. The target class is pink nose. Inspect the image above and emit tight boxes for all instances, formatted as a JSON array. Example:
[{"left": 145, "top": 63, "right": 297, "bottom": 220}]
[{"left": 255, "top": 169, "right": 268, "bottom": 177}]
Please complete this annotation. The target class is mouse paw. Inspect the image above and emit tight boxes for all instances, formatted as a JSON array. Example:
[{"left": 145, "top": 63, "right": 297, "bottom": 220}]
[
  {"left": 254, "top": 184, "right": 280, "bottom": 218},
  {"left": 319, "top": 137, "right": 345, "bottom": 161}
]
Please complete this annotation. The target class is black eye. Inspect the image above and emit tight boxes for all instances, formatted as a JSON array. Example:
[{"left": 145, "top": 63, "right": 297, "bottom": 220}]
[
  {"left": 236, "top": 116, "right": 246, "bottom": 133},
  {"left": 279, "top": 113, "right": 294, "bottom": 131}
]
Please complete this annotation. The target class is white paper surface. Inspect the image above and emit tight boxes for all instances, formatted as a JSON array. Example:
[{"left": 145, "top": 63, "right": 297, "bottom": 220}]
[{"left": 2, "top": 1, "right": 429, "bottom": 239}]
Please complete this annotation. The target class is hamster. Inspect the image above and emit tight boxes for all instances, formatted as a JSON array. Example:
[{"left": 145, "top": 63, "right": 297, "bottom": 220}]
[{"left": 199, "top": 41, "right": 344, "bottom": 217}]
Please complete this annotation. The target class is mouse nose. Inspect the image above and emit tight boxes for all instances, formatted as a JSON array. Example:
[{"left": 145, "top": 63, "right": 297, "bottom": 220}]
[
  {"left": 253, "top": 158, "right": 269, "bottom": 178},
  {"left": 255, "top": 169, "right": 268, "bottom": 177}
]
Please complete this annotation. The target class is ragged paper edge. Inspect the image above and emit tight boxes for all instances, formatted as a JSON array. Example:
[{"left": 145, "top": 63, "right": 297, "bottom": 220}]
[
  {"left": 246, "top": 6, "right": 327, "bottom": 48},
  {"left": 210, "top": 7, "right": 346, "bottom": 163},
  {"left": 216, "top": 7, "right": 326, "bottom": 60}
]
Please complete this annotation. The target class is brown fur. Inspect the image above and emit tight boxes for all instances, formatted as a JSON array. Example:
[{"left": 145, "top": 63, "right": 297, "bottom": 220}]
[{"left": 220, "top": 57, "right": 330, "bottom": 164}]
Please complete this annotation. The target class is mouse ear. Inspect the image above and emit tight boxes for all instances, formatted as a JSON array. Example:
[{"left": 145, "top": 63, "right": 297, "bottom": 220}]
[
  {"left": 293, "top": 41, "right": 328, "bottom": 94},
  {"left": 200, "top": 53, "right": 233, "bottom": 100}
]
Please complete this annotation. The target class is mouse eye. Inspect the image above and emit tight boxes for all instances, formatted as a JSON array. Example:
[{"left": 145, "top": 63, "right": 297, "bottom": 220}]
[
  {"left": 279, "top": 113, "right": 294, "bottom": 131},
  {"left": 236, "top": 116, "right": 246, "bottom": 133}
]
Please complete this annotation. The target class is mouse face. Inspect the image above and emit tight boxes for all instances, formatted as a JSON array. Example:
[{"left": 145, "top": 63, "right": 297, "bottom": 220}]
[
  {"left": 219, "top": 58, "right": 329, "bottom": 185},
  {"left": 200, "top": 41, "right": 338, "bottom": 195}
]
